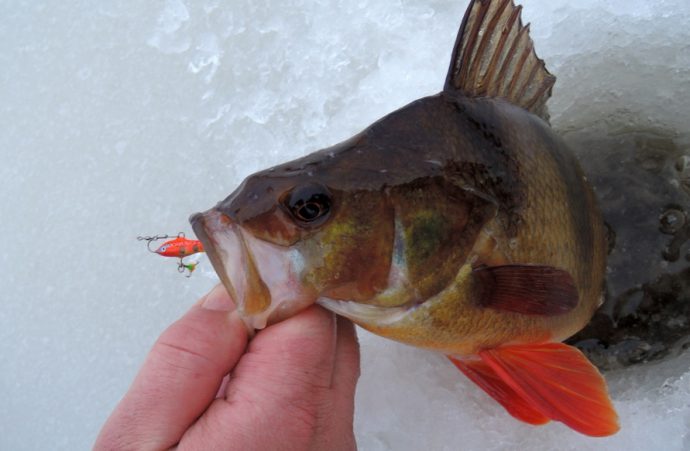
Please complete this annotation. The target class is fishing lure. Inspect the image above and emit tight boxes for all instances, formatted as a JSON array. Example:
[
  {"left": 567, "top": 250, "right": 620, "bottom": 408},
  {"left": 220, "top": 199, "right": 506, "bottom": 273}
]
[{"left": 137, "top": 232, "right": 204, "bottom": 277}]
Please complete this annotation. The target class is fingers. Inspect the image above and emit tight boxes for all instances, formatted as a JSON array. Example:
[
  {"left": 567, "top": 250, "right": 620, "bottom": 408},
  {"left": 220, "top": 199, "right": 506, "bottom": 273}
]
[
  {"left": 331, "top": 316, "right": 360, "bottom": 409},
  {"left": 94, "top": 285, "right": 248, "bottom": 451},
  {"left": 310, "top": 316, "right": 360, "bottom": 451},
  {"left": 231, "top": 304, "right": 338, "bottom": 395},
  {"left": 179, "top": 305, "right": 340, "bottom": 449},
  {"left": 179, "top": 308, "right": 361, "bottom": 450}
]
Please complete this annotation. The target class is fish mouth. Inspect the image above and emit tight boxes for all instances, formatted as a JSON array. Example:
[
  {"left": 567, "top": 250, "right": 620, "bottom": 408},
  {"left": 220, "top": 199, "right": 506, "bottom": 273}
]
[{"left": 190, "top": 209, "right": 315, "bottom": 330}]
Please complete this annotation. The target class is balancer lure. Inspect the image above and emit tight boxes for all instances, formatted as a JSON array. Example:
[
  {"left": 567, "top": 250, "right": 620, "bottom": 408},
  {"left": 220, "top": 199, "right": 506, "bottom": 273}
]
[{"left": 137, "top": 233, "right": 204, "bottom": 277}]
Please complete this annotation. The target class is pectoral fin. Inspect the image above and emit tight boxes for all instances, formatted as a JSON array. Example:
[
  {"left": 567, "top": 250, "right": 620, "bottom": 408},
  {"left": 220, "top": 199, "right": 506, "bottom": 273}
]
[
  {"left": 473, "top": 265, "right": 578, "bottom": 315},
  {"left": 476, "top": 343, "right": 619, "bottom": 437}
]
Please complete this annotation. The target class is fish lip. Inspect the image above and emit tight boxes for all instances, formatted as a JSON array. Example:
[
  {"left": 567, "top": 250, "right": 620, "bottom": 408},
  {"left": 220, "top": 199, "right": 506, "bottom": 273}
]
[
  {"left": 191, "top": 209, "right": 316, "bottom": 331},
  {"left": 189, "top": 211, "right": 239, "bottom": 304}
]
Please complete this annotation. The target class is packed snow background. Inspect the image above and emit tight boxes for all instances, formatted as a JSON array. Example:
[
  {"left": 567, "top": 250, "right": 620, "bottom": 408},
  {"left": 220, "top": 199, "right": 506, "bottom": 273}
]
[{"left": 2, "top": 0, "right": 689, "bottom": 449}]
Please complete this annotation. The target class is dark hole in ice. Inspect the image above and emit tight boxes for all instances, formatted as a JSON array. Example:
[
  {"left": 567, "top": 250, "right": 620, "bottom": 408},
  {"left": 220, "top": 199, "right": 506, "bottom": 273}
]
[{"left": 562, "top": 121, "right": 690, "bottom": 371}]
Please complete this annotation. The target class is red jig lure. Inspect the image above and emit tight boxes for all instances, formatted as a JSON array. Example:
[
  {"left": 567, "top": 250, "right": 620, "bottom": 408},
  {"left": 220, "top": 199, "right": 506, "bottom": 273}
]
[{"left": 137, "top": 232, "right": 204, "bottom": 277}]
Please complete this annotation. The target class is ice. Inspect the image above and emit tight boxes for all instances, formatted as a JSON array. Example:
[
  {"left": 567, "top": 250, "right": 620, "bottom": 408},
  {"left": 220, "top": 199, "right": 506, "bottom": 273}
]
[
  {"left": 147, "top": 0, "right": 192, "bottom": 54},
  {"left": 1, "top": 0, "right": 689, "bottom": 450}
]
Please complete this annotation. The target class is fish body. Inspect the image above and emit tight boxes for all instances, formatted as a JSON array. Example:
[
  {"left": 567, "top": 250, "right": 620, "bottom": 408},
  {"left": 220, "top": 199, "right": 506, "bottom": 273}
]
[
  {"left": 315, "top": 94, "right": 607, "bottom": 356},
  {"left": 191, "top": 0, "right": 618, "bottom": 436}
]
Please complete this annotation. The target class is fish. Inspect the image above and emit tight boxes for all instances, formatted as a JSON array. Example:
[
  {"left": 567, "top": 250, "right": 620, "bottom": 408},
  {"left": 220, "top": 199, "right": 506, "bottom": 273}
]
[{"left": 190, "top": 0, "right": 619, "bottom": 437}]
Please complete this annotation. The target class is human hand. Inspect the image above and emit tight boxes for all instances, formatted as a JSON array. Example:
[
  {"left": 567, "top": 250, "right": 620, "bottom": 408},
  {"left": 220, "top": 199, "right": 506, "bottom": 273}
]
[{"left": 95, "top": 284, "right": 360, "bottom": 450}]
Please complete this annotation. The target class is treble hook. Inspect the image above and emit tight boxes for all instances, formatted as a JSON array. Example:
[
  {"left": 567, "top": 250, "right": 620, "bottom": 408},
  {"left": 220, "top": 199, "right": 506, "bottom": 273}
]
[{"left": 178, "top": 259, "right": 198, "bottom": 278}]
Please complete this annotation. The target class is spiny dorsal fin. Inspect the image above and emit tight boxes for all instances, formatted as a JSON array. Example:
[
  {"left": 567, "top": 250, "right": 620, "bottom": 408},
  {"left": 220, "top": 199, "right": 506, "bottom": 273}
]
[{"left": 444, "top": 0, "right": 556, "bottom": 120}]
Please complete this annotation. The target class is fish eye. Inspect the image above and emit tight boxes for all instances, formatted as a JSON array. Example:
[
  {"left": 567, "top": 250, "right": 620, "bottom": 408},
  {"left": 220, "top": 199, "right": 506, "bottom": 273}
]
[{"left": 285, "top": 183, "right": 332, "bottom": 225}]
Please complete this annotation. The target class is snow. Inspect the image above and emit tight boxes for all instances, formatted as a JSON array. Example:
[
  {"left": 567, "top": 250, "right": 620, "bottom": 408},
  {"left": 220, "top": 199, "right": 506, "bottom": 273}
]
[{"left": 1, "top": 0, "right": 689, "bottom": 449}]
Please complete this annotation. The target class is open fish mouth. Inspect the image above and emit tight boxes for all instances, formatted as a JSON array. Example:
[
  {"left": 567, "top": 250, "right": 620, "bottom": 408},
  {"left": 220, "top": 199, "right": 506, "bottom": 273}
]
[{"left": 190, "top": 209, "right": 315, "bottom": 330}]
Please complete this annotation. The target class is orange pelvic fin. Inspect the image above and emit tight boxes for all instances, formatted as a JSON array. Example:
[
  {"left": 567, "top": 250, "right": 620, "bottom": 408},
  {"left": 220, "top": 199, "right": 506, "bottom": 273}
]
[
  {"left": 448, "top": 356, "right": 549, "bottom": 425},
  {"left": 472, "top": 343, "right": 619, "bottom": 437}
]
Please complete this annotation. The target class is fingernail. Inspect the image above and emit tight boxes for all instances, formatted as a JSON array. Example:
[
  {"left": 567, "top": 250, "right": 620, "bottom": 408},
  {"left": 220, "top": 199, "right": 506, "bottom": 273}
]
[{"left": 200, "top": 284, "right": 235, "bottom": 311}]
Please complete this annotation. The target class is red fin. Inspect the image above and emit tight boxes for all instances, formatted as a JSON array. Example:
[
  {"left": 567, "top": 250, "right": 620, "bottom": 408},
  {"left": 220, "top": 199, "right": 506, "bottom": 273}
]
[
  {"left": 479, "top": 343, "right": 620, "bottom": 437},
  {"left": 473, "top": 265, "right": 578, "bottom": 315},
  {"left": 448, "top": 356, "right": 550, "bottom": 425}
]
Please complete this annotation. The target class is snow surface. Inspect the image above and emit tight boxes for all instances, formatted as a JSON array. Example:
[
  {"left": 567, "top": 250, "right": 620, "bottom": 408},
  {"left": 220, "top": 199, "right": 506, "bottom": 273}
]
[{"left": 1, "top": 0, "right": 689, "bottom": 449}]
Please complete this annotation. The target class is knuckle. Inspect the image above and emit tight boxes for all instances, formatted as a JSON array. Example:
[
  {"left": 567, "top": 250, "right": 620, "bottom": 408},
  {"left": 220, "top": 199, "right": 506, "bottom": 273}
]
[{"left": 151, "top": 316, "right": 226, "bottom": 375}]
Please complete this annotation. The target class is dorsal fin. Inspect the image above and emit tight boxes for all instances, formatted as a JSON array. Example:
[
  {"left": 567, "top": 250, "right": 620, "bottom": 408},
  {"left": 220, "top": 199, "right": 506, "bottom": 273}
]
[{"left": 444, "top": 0, "right": 556, "bottom": 120}]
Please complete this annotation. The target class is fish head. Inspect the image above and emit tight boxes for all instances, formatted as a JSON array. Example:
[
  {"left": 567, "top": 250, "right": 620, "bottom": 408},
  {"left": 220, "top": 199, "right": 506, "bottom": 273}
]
[
  {"left": 191, "top": 98, "right": 498, "bottom": 331},
  {"left": 190, "top": 134, "right": 410, "bottom": 329}
]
